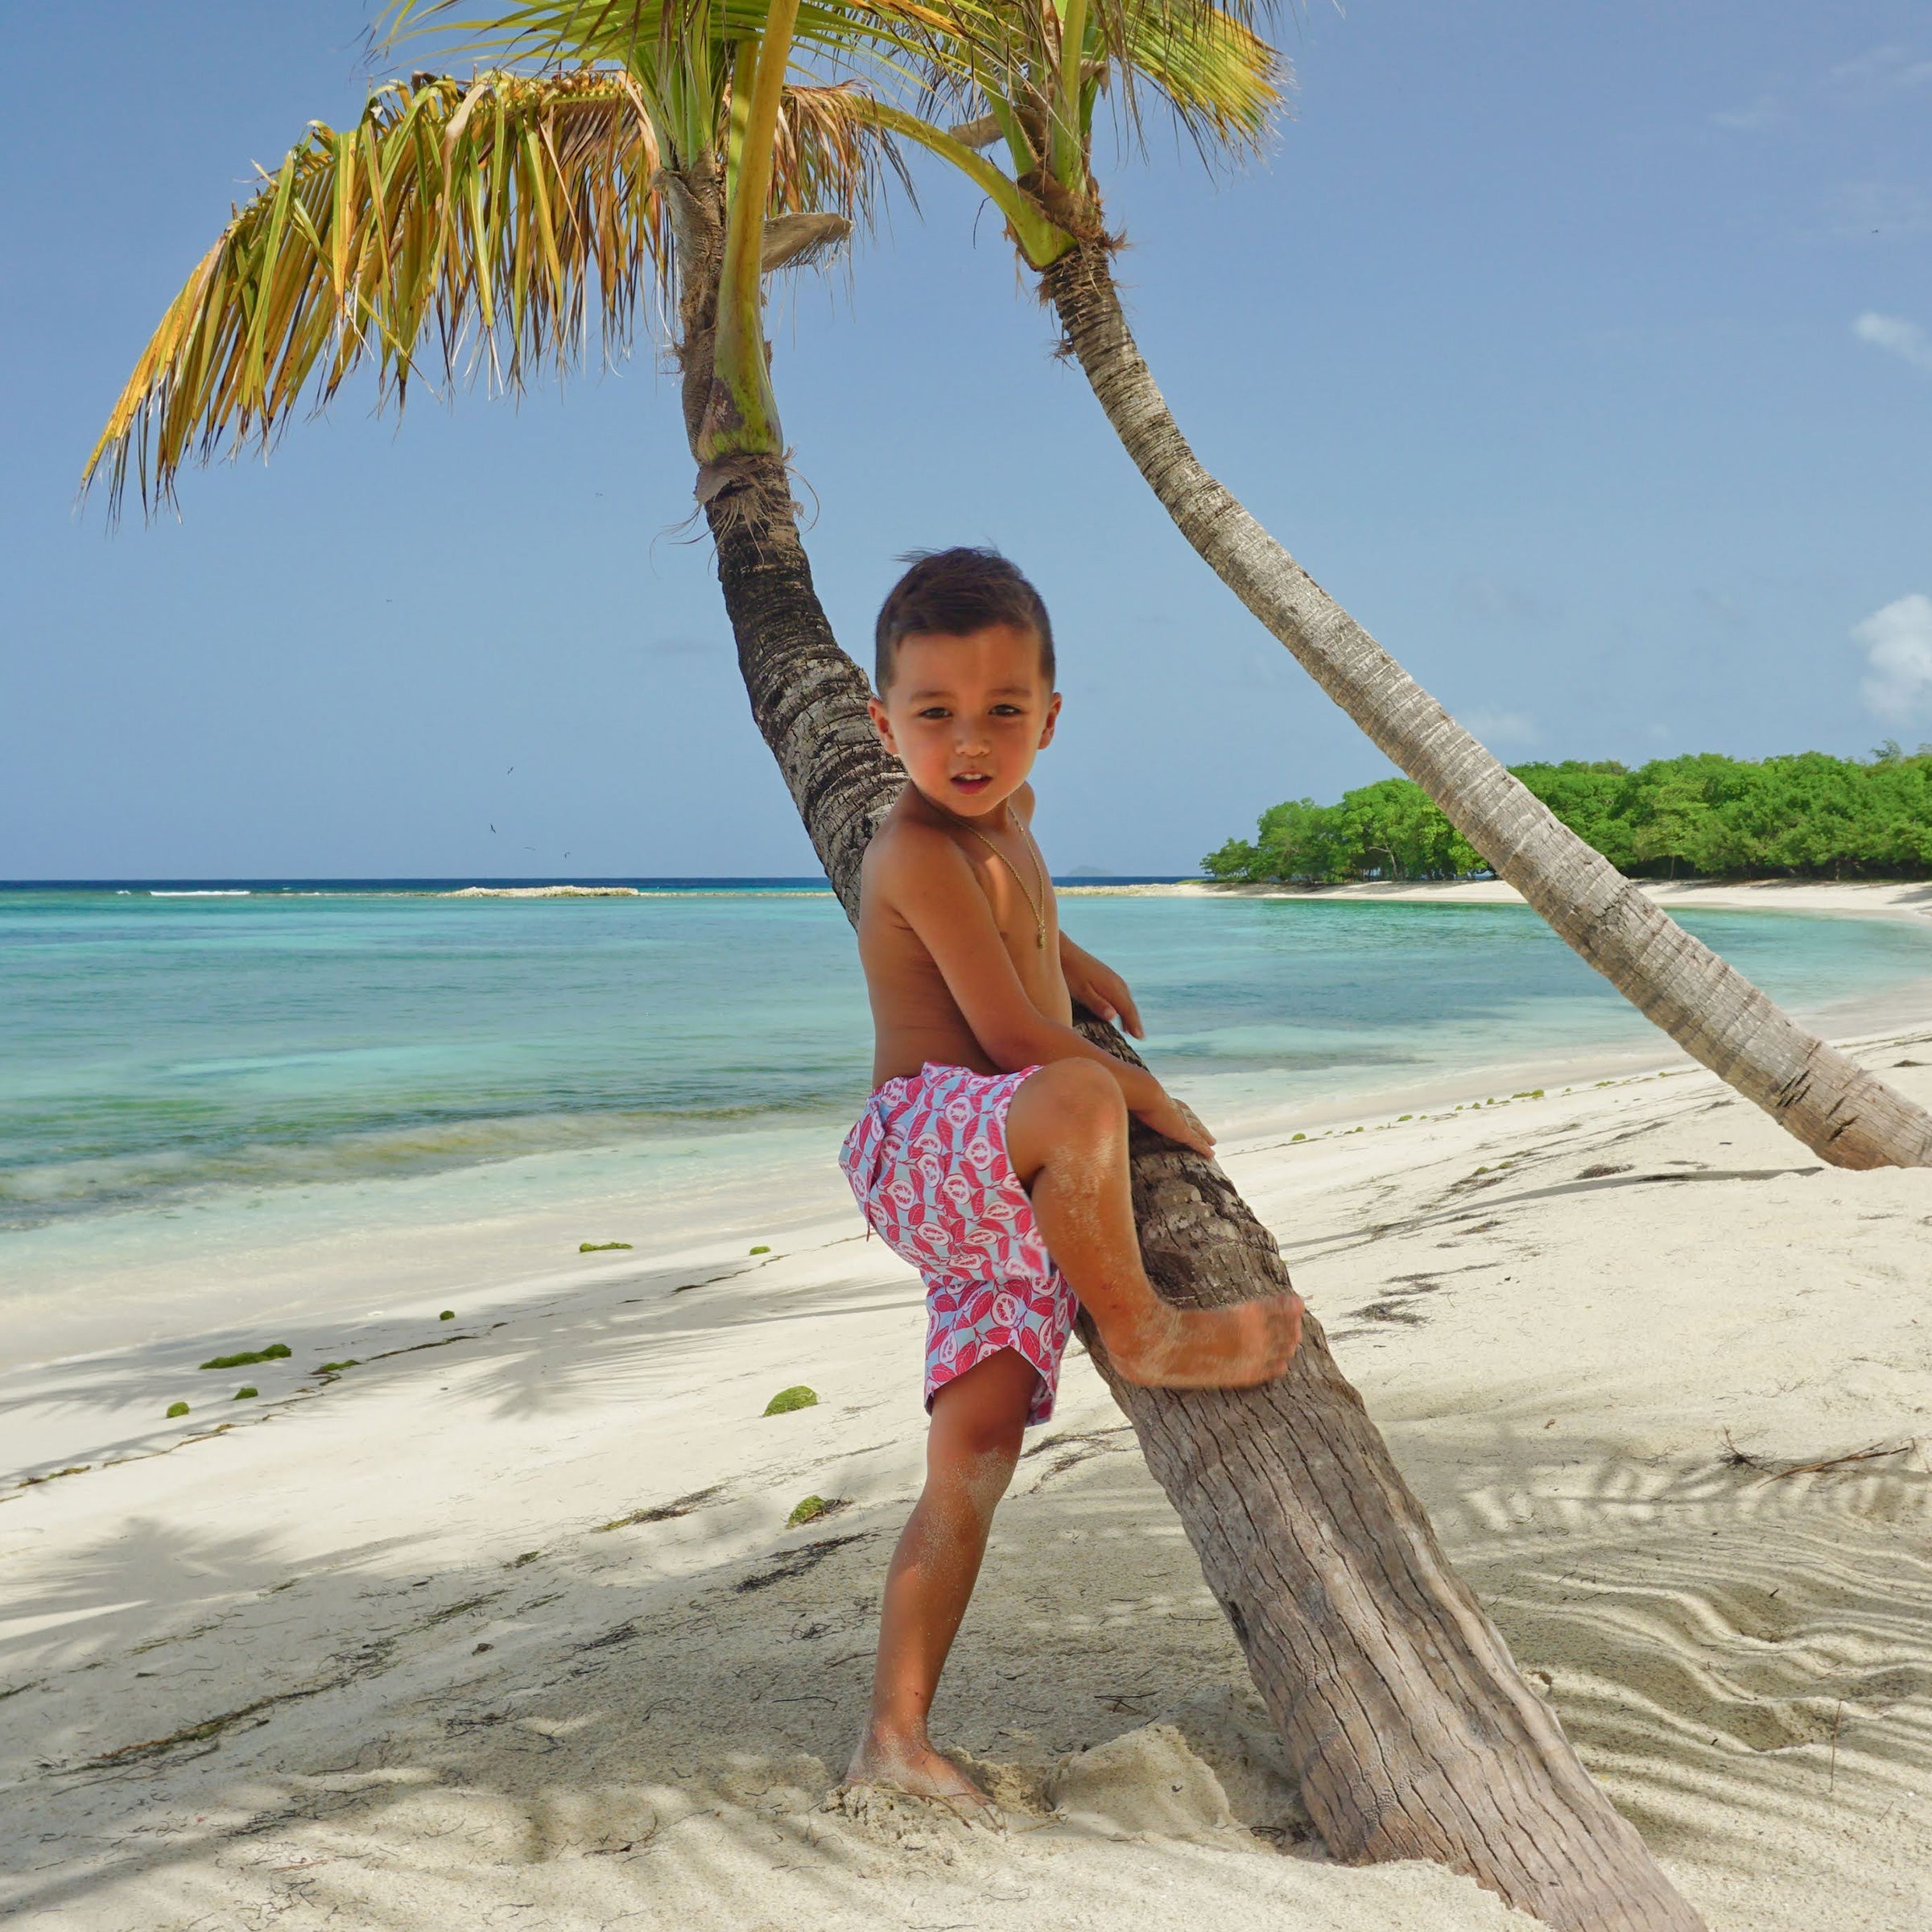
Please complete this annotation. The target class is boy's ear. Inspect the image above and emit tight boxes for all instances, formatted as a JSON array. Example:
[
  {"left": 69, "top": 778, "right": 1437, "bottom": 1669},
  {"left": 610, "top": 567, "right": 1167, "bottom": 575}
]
[
  {"left": 867, "top": 696, "right": 898, "bottom": 754},
  {"left": 1037, "top": 691, "right": 1063, "bottom": 749}
]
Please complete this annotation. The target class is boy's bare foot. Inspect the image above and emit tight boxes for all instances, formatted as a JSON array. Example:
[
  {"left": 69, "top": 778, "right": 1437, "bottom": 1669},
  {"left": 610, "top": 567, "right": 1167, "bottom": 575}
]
[
  {"left": 1110, "top": 1289, "right": 1305, "bottom": 1389},
  {"left": 846, "top": 1727, "right": 995, "bottom": 1811}
]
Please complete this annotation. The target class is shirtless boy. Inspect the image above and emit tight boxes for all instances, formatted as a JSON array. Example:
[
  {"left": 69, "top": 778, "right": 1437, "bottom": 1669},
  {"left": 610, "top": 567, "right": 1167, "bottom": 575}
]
[{"left": 838, "top": 547, "right": 1304, "bottom": 1807}]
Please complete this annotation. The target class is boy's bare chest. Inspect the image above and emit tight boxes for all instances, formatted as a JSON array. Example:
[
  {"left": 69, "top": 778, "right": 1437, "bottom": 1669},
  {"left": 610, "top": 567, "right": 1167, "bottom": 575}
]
[{"left": 956, "top": 833, "right": 1054, "bottom": 953}]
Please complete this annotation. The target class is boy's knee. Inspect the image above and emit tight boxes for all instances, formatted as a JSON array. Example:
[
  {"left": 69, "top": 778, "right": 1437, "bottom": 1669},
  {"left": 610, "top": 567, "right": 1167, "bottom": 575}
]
[
  {"left": 1034, "top": 1059, "right": 1124, "bottom": 1137},
  {"left": 961, "top": 1402, "right": 1026, "bottom": 1460},
  {"left": 927, "top": 1414, "right": 1023, "bottom": 1520},
  {"left": 962, "top": 1424, "right": 1024, "bottom": 1506},
  {"left": 930, "top": 1356, "right": 1034, "bottom": 1476},
  {"left": 1008, "top": 1061, "right": 1125, "bottom": 1183}
]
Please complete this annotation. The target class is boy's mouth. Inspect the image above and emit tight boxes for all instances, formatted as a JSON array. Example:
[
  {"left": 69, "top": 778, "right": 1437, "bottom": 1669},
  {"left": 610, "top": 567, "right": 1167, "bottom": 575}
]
[{"left": 950, "top": 772, "right": 993, "bottom": 795}]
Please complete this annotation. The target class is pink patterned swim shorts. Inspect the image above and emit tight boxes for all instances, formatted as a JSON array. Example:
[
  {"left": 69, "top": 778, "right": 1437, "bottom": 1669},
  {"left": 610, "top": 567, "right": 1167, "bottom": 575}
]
[{"left": 839, "top": 1062, "right": 1077, "bottom": 1426}]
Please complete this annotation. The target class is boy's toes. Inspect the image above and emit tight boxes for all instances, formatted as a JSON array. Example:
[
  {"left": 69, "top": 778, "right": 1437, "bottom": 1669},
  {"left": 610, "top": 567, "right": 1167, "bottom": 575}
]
[
  {"left": 829, "top": 1776, "right": 1005, "bottom": 1840},
  {"left": 844, "top": 1732, "right": 994, "bottom": 1809},
  {"left": 937, "top": 1789, "right": 1006, "bottom": 1831}
]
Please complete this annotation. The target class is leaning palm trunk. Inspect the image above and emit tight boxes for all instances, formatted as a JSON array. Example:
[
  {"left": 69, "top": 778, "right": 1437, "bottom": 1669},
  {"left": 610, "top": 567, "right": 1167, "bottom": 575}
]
[
  {"left": 671, "top": 180, "right": 1703, "bottom": 1932},
  {"left": 1041, "top": 241, "right": 1932, "bottom": 1172},
  {"left": 663, "top": 158, "right": 898, "bottom": 895}
]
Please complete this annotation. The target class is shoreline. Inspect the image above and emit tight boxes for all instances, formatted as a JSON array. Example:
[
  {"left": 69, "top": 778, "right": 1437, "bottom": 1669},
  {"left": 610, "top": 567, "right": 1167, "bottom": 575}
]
[
  {"left": 1067, "top": 875, "right": 1932, "bottom": 922},
  {"left": 4, "top": 1013, "right": 1930, "bottom": 1928},
  {"left": 7, "top": 961, "right": 1930, "bottom": 1381}
]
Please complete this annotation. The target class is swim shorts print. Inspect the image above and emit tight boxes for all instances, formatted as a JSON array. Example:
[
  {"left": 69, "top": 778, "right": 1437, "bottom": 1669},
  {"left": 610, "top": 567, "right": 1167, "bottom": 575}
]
[{"left": 838, "top": 1061, "right": 1078, "bottom": 1426}]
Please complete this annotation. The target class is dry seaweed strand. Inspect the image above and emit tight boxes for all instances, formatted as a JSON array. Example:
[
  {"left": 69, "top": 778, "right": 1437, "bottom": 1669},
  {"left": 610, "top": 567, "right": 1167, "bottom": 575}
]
[
  {"left": 1719, "top": 1431, "right": 1915, "bottom": 1481},
  {"left": 1767, "top": 1439, "right": 1915, "bottom": 1480}
]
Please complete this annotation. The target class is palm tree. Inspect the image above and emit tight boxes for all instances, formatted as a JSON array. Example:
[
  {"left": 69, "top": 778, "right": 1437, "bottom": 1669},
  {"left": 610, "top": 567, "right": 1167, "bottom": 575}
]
[
  {"left": 815, "top": 0, "right": 1932, "bottom": 1173},
  {"left": 85, "top": 26, "right": 1706, "bottom": 1930}
]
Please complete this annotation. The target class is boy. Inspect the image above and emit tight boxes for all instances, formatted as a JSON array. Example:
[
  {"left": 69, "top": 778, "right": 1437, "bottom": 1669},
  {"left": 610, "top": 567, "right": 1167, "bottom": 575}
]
[{"left": 838, "top": 548, "right": 1304, "bottom": 1808}]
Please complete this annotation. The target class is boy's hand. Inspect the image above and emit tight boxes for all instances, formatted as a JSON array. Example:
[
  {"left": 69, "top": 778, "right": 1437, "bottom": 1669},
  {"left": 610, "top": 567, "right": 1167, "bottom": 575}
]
[
  {"left": 1134, "top": 1088, "right": 1216, "bottom": 1159},
  {"left": 1061, "top": 939, "right": 1144, "bottom": 1038}
]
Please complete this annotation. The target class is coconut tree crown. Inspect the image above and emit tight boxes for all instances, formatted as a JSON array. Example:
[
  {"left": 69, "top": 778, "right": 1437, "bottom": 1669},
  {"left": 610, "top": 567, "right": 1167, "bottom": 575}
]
[
  {"left": 86, "top": 0, "right": 1284, "bottom": 514},
  {"left": 84, "top": 51, "right": 905, "bottom": 515}
]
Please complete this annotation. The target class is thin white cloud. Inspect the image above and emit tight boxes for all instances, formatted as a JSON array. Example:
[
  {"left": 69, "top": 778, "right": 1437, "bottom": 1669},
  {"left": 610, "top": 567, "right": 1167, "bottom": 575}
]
[
  {"left": 1856, "top": 594, "right": 1932, "bottom": 724},
  {"left": 1854, "top": 312, "right": 1932, "bottom": 374},
  {"left": 1828, "top": 44, "right": 1932, "bottom": 93},
  {"left": 1462, "top": 708, "right": 1540, "bottom": 749},
  {"left": 1711, "top": 93, "right": 1784, "bottom": 132}
]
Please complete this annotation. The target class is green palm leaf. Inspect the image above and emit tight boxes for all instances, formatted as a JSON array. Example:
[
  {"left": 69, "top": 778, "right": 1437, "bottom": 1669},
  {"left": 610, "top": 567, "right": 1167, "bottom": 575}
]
[
  {"left": 843, "top": 0, "right": 1282, "bottom": 171},
  {"left": 1114, "top": 2, "right": 1281, "bottom": 153}
]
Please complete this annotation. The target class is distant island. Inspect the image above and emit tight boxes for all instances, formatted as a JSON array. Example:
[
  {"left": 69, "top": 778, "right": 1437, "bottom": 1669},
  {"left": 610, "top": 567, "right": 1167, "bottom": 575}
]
[{"left": 1203, "top": 747, "right": 1932, "bottom": 885}]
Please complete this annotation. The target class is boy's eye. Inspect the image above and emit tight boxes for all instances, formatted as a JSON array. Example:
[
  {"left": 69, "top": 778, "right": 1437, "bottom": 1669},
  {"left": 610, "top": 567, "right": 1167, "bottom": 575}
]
[
  {"left": 916, "top": 707, "right": 950, "bottom": 720},
  {"left": 989, "top": 704, "right": 1023, "bottom": 716}
]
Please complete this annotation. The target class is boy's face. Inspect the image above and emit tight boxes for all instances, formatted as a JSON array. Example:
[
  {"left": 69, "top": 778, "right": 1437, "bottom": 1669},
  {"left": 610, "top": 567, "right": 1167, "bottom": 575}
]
[{"left": 868, "top": 622, "right": 1061, "bottom": 820}]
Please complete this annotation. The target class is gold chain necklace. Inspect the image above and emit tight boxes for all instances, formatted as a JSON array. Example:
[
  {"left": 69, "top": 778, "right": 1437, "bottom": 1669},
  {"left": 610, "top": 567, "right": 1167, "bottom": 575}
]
[{"left": 934, "top": 798, "right": 1051, "bottom": 949}]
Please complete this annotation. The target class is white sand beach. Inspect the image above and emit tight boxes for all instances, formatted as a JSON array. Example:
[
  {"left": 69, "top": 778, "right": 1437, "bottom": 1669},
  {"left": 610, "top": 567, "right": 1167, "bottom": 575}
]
[
  {"left": 4, "top": 1008, "right": 1930, "bottom": 1931},
  {"left": 1075, "top": 877, "right": 1932, "bottom": 924}
]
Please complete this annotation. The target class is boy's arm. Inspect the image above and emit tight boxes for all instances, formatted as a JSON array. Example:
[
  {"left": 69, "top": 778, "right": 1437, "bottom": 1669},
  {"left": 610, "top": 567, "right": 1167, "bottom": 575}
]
[
  {"left": 880, "top": 827, "right": 1212, "bottom": 1156},
  {"left": 1059, "top": 931, "right": 1144, "bottom": 1038},
  {"left": 1007, "top": 786, "right": 1146, "bottom": 1040}
]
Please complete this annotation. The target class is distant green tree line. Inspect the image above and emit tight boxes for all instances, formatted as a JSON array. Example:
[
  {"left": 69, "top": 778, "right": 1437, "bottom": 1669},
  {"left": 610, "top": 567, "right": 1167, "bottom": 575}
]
[{"left": 1203, "top": 747, "right": 1932, "bottom": 884}]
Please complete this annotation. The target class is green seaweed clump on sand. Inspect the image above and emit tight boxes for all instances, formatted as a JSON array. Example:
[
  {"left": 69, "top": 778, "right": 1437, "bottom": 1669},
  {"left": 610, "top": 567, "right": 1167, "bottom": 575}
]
[
  {"left": 749, "top": 1245, "right": 772, "bottom": 1255},
  {"left": 166, "top": 1402, "right": 189, "bottom": 1418},
  {"left": 763, "top": 1385, "right": 818, "bottom": 1417},
  {"left": 786, "top": 1495, "right": 829, "bottom": 1526},
  {"left": 233, "top": 1385, "right": 259, "bottom": 1400},
  {"left": 199, "top": 1343, "right": 291, "bottom": 1370},
  {"left": 317, "top": 1360, "right": 358, "bottom": 1374},
  {"left": 580, "top": 1241, "right": 633, "bottom": 1253},
  {"left": 439, "top": 1310, "right": 455, "bottom": 1320}
]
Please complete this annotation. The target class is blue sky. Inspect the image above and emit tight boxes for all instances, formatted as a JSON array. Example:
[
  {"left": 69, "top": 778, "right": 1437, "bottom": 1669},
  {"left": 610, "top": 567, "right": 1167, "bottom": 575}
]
[{"left": 3, "top": 2, "right": 1929, "bottom": 878}]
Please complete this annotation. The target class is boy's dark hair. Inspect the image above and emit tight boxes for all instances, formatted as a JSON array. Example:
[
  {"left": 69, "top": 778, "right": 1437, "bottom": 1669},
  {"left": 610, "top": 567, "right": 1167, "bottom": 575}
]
[{"left": 873, "top": 547, "right": 1055, "bottom": 694}]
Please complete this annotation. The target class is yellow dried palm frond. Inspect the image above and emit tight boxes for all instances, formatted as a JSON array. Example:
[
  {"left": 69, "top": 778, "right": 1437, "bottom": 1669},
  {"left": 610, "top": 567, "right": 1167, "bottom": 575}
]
[
  {"left": 84, "top": 69, "right": 661, "bottom": 518},
  {"left": 763, "top": 70, "right": 915, "bottom": 221},
  {"left": 85, "top": 64, "right": 906, "bottom": 518}
]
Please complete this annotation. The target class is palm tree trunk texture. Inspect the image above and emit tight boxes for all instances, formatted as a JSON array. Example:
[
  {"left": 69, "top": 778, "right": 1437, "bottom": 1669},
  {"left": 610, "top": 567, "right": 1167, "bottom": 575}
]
[
  {"left": 673, "top": 196, "right": 1704, "bottom": 1932},
  {"left": 666, "top": 159, "right": 899, "bottom": 900},
  {"left": 1041, "top": 240, "right": 1932, "bottom": 1173}
]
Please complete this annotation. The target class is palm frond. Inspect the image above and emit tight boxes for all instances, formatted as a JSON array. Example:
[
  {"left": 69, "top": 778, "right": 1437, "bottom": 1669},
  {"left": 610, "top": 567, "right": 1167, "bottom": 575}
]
[
  {"left": 85, "top": 64, "right": 906, "bottom": 518},
  {"left": 843, "top": 0, "right": 1285, "bottom": 176},
  {"left": 386, "top": 0, "right": 964, "bottom": 153},
  {"left": 764, "top": 72, "right": 914, "bottom": 225},
  {"left": 85, "top": 69, "right": 662, "bottom": 517},
  {"left": 388, "top": 3, "right": 919, "bottom": 228},
  {"left": 1115, "top": 1, "right": 1282, "bottom": 156}
]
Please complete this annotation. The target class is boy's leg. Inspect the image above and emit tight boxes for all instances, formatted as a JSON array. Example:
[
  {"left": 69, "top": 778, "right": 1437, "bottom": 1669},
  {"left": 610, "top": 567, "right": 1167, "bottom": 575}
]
[
  {"left": 848, "top": 1348, "right": 1037, "bottom": 1805},
  {"left": 1004, "top": 1059, "right": 1147, "bottom": 1298},
  {"left": 1003, "top": 1059, "right": 1302, "bottom": 1387}
]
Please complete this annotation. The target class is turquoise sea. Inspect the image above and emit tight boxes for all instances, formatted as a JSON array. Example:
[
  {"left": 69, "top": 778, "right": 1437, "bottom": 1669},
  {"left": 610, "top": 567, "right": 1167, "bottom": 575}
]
[{"left": 4, "top": 880, "right": 1930, "bottom": 1348}]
